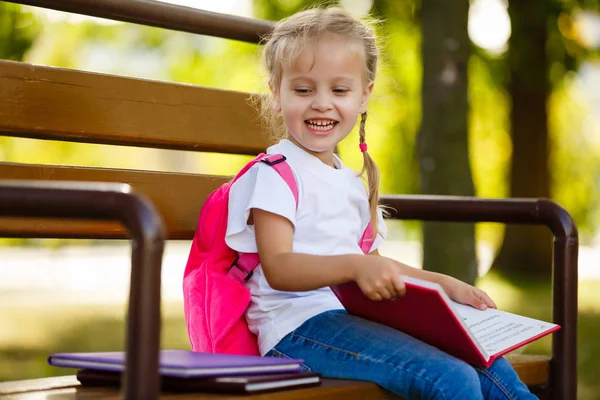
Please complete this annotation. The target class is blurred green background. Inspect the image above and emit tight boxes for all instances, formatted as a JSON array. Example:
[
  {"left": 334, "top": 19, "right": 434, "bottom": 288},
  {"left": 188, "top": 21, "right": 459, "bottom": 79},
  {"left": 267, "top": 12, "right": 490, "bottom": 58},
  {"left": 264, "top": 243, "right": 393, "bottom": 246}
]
[{"left": 1, "top": 0, "right": 599, "bottom": 398}]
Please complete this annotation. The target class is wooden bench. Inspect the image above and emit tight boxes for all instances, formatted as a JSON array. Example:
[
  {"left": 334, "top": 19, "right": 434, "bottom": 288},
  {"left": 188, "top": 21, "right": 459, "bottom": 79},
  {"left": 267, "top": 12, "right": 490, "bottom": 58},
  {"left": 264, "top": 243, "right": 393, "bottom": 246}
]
[{"left": 0, "top": 1, "right": 578, "bottom": 399}]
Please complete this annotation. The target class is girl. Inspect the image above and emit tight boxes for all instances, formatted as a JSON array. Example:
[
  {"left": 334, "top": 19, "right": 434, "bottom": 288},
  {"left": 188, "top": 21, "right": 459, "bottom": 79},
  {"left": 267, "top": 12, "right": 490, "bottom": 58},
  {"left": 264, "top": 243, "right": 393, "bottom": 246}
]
[{"left": 225, "top": 7, "right": 536, "bottom": 400}]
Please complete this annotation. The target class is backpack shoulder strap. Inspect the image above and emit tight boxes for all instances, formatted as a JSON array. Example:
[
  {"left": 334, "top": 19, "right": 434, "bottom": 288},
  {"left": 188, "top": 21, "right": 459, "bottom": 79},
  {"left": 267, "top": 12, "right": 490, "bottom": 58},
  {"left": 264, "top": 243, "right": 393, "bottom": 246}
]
[
  {"left": 359, "top": 221, "right": 374, "bottom": 254},
  {"left": 259, "top": 154, "right": 299, "bottom": 209},
  {"left": 230, "top": 153, "right": 298, "bottom": 208},
  {"left": 228, "top": 153, "right": 298, "bottom": 283}
]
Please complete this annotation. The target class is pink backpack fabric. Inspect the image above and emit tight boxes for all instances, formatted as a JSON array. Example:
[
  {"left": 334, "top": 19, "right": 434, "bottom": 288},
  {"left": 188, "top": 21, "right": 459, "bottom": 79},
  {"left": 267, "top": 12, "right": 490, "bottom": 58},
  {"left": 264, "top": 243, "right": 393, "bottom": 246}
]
[
  {"left": 183, "top": 154, "right": 298, "bottom": 355},
  {"left": 183, "top": 153, "right": 375, "bottom": 355}
]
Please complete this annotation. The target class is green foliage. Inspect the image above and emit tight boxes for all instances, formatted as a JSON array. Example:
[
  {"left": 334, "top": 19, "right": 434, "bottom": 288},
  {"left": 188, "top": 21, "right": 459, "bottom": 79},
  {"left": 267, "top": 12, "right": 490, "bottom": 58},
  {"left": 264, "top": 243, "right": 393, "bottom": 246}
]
[
  {"left": 0, "top": 3, "right": 39, "bottom": 61},
  {"left": 470, "top": 1, "right": 600, "bottom": 244},
  {"left": 0, "top": 303, "right": 189, "bottom": 381},
  {"left": 550, "top": 75, "right": 600, "bottom": 241},
  {"left": 254, "top": 0, "right": 337, "bottom": 21},
  {"left": 468, "top": 55, "right": 511, "bottom": 247}
]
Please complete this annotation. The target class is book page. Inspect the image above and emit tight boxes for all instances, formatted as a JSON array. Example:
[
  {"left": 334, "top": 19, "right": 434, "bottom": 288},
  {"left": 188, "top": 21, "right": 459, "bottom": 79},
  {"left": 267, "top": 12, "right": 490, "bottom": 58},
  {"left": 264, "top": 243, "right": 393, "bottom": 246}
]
[{"left": 451, "top": 302, "right": 558, "bottom": 357}]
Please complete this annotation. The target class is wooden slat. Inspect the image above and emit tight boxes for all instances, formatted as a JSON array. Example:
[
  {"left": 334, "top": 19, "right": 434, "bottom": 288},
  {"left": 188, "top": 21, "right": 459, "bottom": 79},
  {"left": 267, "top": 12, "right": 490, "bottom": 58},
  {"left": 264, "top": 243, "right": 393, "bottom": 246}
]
[
  {"left": 0, "top": 162, "right": 230, "bottom": 239},
  {"left": 0, "top": 356, "right": 550, "bottom": 398},
  {"left": 505, "top": 354, "right": 550, "bottom": 387},
  {"left": 0, "top": 60, "right": 270, "bottom": 155},
  {"left": 0, "top": 377, "right": 397, "bottom": 399},
  {"left": 0, "top": 375, "right": 80, "bottom": 395}
]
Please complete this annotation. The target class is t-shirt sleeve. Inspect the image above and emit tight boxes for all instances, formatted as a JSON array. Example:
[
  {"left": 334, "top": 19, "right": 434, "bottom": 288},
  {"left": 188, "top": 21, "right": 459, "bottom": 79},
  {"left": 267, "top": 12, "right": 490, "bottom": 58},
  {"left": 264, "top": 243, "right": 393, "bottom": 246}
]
[
  {"left": 369, "top": 207, "right": 387, "bottom": 253},
  {"left": 225, "top": 162, "right": 297, "bottom": 253}
]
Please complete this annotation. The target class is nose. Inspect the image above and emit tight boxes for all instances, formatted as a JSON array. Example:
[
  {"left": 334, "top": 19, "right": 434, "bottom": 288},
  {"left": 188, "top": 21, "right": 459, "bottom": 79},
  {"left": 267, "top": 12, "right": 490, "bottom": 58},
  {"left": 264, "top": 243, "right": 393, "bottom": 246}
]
[{"left": 311, "top": 91, "right": 332, "bottom": 112}]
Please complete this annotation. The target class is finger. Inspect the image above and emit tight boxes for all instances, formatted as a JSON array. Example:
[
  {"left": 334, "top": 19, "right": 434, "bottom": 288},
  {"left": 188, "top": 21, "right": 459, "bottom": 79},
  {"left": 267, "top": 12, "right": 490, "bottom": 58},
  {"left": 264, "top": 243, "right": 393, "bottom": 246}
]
[
  {"left": 478, "top": 290, "right": 496, "bottom": 309},
  {"left": 391, "top": 274, "right": 406, "bottom": 297},
  {"left": 463, "top": 291, "right": 487, "bottom": 310},
  {"left": 363, "top": 288, "right": 383, "bottom": 301},
  {"left": 371, "top": 277, "right": 395, "bottom": 300},
  {"left": 385, "top": 279, "right": 398, "bottom": 299},
  {"left": 370, "top": 291, "right": 383, "bottom": 301},
  {"left": 472, "top": 291, "right": 489, "bottom": 310},
  {"left": 377, "top": 284, "right": 394, "bottom": 300}
]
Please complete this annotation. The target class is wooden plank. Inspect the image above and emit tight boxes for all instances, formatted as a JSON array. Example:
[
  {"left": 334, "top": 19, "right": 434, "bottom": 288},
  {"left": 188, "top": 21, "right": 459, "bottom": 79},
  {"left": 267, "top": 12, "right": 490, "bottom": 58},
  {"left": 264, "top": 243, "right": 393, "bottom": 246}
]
[
  {"left": 0, "top": 162, "right": 230, "bottom": 239},
  {"left": 505, "top": 354, "right": 550, "bottom": 387},
  {"left": 0, "top": 377, "right": 397, "bottom": 399},
  {"left": 0, "top": 356, "right": 549, "bottom": 398},
  {"left": 0, "top": 60, "right": 270, "bottom": 155},
  {"left": 0, "top": 375, "right": 79, "bottom": 395}
]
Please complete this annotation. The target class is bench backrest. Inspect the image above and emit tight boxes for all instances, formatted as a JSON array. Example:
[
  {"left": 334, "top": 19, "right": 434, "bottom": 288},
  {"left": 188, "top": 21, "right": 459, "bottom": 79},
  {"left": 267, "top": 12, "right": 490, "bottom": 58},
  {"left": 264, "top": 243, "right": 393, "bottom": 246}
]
[
  {"left": 0, "top": 58, "right": 271, "bottom": 239},
  {"left": 0, "top": 0, "right": 280, "bottom": 240}
]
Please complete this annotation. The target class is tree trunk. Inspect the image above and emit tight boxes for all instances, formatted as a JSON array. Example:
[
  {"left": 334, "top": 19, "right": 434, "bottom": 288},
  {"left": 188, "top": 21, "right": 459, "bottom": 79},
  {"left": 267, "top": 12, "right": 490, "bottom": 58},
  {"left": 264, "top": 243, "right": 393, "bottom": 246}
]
[
  {"left": 419, "top": 0, "right": 477, "bottom": 284},
  {"left": 492, "top": 0, "right": 553, "bottom": 281}
]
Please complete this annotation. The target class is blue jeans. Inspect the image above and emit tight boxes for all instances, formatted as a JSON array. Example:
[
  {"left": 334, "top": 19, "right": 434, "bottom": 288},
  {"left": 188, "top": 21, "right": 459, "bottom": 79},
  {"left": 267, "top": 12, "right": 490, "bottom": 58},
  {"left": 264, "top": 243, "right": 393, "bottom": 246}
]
[{"left": 266, "top": 310, "right": 537, "bottom": 400}]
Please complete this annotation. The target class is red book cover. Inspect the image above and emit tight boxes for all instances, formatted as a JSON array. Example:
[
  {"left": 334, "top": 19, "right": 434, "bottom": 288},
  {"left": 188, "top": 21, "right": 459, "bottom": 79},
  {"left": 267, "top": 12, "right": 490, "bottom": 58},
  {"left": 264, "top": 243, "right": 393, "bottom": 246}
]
[{"left": 331, "top": 276, "right": 559, "bottom": 367}]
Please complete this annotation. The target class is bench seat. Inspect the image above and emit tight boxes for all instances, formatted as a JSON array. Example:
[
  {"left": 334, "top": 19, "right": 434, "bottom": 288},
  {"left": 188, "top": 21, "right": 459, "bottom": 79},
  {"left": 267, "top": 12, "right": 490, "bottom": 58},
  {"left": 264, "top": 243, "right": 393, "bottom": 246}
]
[
  {"left": 0, "top": 354, "right": 549, "bottom": 399},
  {"left": 1, "top": 376, "right": 396, "bottom": 400}
]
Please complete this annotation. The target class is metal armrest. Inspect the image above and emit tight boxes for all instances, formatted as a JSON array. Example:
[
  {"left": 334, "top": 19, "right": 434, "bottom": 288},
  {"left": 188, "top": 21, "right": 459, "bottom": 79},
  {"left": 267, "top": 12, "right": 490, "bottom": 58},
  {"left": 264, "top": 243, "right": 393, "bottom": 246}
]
[
  {"left": 380, "top": 195, "right": 578, "bottom": 400},
  {"left": 0, "top": 180, "right": 165, "bottom": 400}
]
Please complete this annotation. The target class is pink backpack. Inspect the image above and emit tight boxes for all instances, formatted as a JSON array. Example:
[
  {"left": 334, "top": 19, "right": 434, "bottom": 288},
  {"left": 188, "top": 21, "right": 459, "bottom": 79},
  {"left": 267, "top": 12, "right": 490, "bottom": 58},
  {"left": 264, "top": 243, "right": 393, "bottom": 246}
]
[
  {"left": 183, "top": 154, "right": 298, "bottom": 355},
  {"left": 183, "top": 153, "right": 375, "bottom": 355}
]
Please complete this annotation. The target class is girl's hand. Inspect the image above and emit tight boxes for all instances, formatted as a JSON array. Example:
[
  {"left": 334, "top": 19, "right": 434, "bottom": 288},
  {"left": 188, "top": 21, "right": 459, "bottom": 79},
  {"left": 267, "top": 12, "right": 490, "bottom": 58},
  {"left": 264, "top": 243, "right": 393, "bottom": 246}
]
[
  {"left": 353, "top": 256, "right": 406, "bottom": 301},
  {"left": 439, "top": 275, "right": 496, "bottom": 310}
]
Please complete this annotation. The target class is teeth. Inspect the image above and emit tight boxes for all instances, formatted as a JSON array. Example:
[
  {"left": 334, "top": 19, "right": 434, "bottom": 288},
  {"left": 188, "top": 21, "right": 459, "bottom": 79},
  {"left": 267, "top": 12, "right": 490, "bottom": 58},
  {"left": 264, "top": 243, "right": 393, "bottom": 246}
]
[{"left": 306, "top": 120, "right": 336, "bottom": 130}]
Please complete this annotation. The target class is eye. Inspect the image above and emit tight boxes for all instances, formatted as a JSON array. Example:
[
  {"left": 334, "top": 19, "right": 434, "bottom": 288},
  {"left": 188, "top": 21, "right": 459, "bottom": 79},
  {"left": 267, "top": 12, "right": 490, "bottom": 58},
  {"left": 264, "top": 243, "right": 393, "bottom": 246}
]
[
  {"left": 293, "top": 88, "right": 311, "bottom": 95},
  {"left": 333, "top": 88, "right": 349, "bottom": 94}
]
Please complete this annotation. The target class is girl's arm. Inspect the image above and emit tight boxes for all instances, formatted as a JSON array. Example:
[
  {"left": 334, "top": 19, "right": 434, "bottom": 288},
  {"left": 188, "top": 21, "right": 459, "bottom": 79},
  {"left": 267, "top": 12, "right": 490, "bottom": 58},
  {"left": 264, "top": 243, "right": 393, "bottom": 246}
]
[
  {"left": 254, "top": 208, "right": 409, "bottom": 299},
  {"left": 252, "top": 207, "right": 363, "bottom": 291},
  {"left": 369, "top": 249, "right": 496, "bottom": 310},
  {"left": 253, "top": 208, "right": 495, "bottom": 310}
]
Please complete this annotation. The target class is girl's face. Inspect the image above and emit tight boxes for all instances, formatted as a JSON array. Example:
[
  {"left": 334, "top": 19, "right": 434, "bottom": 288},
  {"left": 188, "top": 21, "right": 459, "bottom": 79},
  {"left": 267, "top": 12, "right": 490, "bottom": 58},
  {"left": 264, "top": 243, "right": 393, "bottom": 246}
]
[{"left": 273, "top": 33, "right": 373, "bottom": 166}]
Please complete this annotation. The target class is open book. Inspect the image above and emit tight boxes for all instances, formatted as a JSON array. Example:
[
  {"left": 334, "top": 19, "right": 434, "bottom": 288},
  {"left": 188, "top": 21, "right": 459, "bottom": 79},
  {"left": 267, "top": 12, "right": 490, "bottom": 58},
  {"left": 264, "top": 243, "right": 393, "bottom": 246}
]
[{"left": 330, "top": 276, "right": 559, "bottom": 367}]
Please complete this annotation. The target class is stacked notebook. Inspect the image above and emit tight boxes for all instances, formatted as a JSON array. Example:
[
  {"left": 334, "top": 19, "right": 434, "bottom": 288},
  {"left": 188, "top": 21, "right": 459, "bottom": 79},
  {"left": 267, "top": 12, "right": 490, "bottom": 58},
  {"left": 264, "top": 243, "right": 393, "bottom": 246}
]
[{"left": 48, "top": 350, "right": 321, "bottom": 394}]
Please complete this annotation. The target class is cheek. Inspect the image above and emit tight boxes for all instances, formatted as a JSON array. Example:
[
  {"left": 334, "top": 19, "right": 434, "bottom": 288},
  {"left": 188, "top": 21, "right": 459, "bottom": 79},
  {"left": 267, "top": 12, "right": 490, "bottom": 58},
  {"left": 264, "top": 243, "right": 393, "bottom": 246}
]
[
  {"left": 339, "top": 94, "right": 362, "bottom": 108},
  {"left": 283, "top": 113, "right": 302, "bottom": 129},
  {"left": 281, "top": 101, "right": 305, "bottom": 123},
  {"left": 336, "top": 98, "right": 362, "bottom": 117}
]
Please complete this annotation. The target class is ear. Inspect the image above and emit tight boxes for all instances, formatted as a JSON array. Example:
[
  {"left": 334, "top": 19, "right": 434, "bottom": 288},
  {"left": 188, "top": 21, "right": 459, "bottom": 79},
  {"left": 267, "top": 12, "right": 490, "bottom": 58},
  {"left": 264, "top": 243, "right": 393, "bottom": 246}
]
[
  {"left": 359, "top": 81, "right": 374, "bottom": 114},
  {"left": 269, "top": 83, "right": 282, "bottom": 113}
]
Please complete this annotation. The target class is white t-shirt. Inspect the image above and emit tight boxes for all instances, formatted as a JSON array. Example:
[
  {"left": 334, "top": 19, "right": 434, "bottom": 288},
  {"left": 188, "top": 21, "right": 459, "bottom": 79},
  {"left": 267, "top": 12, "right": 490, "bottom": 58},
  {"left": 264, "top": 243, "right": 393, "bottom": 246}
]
[{"left": 225, "top": 139, "right": 387, "bottom": 355}]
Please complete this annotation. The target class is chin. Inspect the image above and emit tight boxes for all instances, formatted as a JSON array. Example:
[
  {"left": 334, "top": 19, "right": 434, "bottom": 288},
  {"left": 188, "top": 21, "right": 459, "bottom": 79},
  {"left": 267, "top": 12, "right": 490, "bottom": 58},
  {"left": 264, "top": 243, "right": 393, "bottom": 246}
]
[
  {"left": 302, "top": 142, "right": 335, "bottom": 154},
  {"left": 290, "top": 134, "right": 335, "bottom": 154}
]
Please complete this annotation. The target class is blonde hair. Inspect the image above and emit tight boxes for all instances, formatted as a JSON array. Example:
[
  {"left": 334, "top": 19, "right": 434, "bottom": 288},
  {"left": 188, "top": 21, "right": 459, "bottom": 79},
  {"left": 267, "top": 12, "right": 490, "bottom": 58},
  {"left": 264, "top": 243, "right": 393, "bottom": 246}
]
[{"left": 260, "top": 7, "right": 383, "bottom": 238}]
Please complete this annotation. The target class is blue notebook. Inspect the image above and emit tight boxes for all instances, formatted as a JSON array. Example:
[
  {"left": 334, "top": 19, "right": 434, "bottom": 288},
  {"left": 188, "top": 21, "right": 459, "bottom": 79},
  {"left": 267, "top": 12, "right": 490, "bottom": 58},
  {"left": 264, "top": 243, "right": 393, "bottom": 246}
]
[{"left": 48, "top": 350, "right": 304, "bottom": 378}]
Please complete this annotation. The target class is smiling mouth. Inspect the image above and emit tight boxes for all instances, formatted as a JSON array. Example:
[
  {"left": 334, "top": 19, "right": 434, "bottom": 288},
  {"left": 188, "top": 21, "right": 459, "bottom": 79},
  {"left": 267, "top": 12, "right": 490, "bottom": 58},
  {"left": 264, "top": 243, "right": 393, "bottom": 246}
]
[{"left": 305, "top": 120, "right": 338, "bottom": 132}]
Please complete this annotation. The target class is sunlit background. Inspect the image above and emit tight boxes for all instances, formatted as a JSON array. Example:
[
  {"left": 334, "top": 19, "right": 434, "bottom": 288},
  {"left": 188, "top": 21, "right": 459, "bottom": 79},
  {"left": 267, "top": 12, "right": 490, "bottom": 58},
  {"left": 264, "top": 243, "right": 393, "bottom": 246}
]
[{"left": 1, "top": 0, "right": 600, "bottom": 397}]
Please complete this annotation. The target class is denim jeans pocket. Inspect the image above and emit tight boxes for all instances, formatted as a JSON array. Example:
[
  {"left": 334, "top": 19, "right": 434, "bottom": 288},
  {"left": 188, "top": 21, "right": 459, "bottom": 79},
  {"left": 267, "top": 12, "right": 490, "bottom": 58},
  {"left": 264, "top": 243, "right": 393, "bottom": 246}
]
[{"left": 265, "top": 348, "right": 313, "bottom": 372}]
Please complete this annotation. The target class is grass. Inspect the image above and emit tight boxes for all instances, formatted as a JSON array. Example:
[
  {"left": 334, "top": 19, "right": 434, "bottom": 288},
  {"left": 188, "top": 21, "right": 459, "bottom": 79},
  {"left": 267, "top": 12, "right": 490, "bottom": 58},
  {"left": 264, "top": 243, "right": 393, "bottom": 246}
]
[
  {"left": 1, "top": 276, "right": 599, "bottom": 399},
  {"left": 0, "top": 302, "right": 191, "bottom": 381}
]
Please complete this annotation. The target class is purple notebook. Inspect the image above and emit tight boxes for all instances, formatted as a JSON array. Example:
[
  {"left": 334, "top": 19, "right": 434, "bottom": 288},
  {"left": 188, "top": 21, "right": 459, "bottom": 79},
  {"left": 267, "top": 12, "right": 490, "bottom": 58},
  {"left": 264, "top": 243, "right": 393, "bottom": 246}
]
[{"left": 48, "top": 350, "right": 304, "bottom": 378}]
